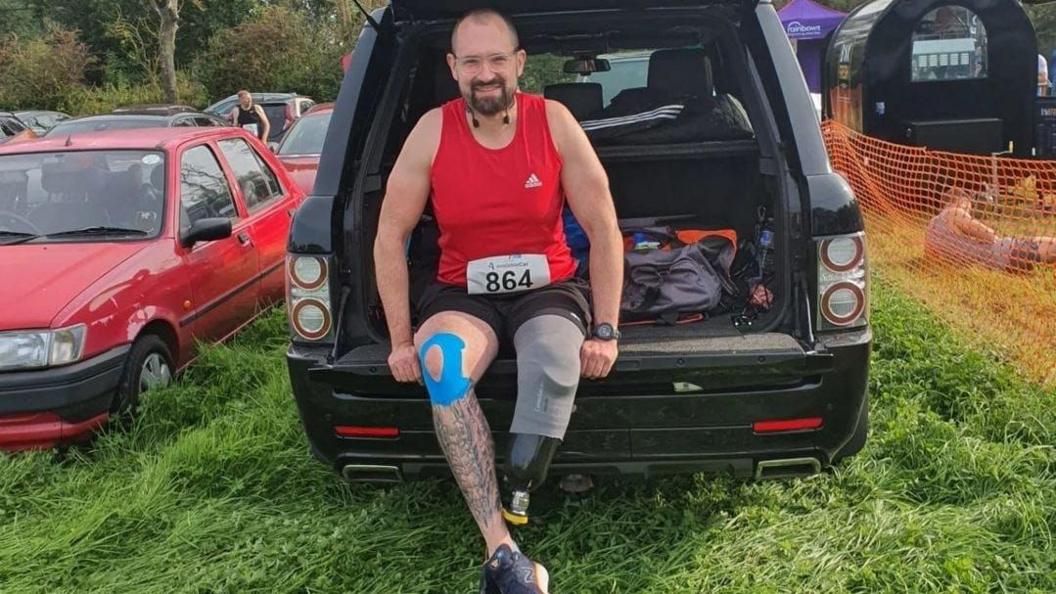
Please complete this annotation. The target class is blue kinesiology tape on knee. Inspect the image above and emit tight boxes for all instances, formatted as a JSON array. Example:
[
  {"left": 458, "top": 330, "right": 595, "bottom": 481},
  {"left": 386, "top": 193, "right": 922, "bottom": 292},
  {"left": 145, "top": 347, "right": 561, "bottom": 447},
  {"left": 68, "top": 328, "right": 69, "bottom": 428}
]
[{"left": 419, "top": 333, "right": 472, "bottom": 407}]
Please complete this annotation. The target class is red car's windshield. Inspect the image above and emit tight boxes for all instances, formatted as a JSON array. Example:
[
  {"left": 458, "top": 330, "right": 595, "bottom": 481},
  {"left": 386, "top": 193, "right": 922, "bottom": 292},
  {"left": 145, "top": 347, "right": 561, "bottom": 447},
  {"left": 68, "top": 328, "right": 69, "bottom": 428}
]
[{"left": 0, "top": 150, "right": 166, "bottom": 241}]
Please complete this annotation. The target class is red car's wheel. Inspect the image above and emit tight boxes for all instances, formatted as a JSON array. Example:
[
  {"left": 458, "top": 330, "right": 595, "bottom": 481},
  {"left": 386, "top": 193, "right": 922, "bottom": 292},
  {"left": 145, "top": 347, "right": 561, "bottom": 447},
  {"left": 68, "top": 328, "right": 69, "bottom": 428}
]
[{"left": 111, "top": 334, "right": 174, "bottom": 422}]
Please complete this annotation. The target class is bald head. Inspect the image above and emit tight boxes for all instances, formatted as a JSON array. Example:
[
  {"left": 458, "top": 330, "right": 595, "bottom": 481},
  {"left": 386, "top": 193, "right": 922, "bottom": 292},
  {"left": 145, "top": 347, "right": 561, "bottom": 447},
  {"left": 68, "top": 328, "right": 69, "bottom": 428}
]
[
  {"left": 446, "top": 8, "right": 525, "bottom": 119},
  {"left": 451, "top": 8, "right": 519, "bottom": 55}
]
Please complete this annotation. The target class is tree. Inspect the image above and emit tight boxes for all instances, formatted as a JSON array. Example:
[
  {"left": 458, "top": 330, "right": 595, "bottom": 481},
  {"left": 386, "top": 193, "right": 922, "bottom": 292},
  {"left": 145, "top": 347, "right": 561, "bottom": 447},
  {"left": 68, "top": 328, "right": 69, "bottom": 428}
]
[
  {"left": 1026, "top": 3, "right": 1056, "bottom": 60},
  {"left": 194, "top": 4, "right": 365, "bottom": 101},
  {"left": 0, "top": 0, "right": 41, "bottom": 38},
  {"left": 30, "top": 0, "right": 240, "bottom": 86},
  {"left": 175, "top": 0, "right": 256, "bottom": 66},
  {"left": 0, "top": 26, "right": 94, "bottom": 110},
  {"left": 151, "top": 0, "right": 180, "bottom": 103}
]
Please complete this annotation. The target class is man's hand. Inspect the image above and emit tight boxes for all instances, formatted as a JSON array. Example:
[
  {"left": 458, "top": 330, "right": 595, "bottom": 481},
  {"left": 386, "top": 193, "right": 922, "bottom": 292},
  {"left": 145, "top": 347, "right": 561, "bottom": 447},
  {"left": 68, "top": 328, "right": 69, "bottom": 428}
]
[
  {"left": 580, "top": 338, "right": 618, "bottom": 379},
  {"left": 389, "top": 341, "right": 422, "bottom": 384}
]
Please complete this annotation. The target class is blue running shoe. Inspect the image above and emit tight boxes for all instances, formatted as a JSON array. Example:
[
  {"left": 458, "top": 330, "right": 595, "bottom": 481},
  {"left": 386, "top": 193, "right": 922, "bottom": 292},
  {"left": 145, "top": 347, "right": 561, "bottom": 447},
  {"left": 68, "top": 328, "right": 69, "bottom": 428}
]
[{"left": 479, "top": 544, "right": 549, "bottom": 594}]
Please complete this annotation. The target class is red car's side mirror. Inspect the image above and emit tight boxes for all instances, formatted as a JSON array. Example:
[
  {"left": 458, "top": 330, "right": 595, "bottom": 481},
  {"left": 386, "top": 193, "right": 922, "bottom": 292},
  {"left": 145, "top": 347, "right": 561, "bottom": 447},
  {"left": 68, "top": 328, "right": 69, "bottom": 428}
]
[{"left": 181, "top": 217, "right": 232, "bottom": 248}]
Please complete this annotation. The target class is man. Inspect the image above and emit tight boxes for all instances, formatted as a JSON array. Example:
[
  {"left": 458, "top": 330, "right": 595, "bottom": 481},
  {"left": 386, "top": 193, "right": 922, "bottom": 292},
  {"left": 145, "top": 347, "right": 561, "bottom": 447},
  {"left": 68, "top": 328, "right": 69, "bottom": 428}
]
[
  {"left": 924, "top": 188, "right": 1056, "bottom": 272},
  {"left": 228, "top": 90, "right": 270, "bottom": 142},
  {"left": 373, "top": 8, "right": 623, "bottom": 593},
  {"left": 1039, "top": 54, "right": 1050, "bottom": 97}
]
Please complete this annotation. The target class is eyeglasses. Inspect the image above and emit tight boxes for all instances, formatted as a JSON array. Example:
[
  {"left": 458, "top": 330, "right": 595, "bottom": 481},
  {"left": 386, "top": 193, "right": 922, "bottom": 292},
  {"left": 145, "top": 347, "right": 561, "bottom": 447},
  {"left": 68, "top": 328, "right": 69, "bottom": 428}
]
[{"left": 453, "top": 51, "right": 518, "bottom": 75}]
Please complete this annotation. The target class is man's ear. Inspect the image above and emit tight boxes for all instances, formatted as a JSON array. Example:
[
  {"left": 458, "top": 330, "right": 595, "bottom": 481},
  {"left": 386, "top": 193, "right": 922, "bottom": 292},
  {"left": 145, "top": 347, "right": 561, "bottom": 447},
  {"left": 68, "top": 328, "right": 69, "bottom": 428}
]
[
  {"left": 446, "top": 52, "right": 458, "bottom": 81},
  {"left": 516, "top": 48, "right": 527, "bottom": 80}
]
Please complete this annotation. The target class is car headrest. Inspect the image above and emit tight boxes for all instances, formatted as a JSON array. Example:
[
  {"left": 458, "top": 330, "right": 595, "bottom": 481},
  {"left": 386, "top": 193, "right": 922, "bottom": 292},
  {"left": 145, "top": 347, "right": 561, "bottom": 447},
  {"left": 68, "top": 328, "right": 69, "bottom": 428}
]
[
  {"left": 544, "top": 83, "right": 603, "bottom": 121},
  {"left": 41, "top": 163, "right": 101, "bottom": 196},
  {"left": 149, "top": 164, "right": 164, "bottom": 190},
  {"left": 647, "top": 48, "right": 714, "bottom": 99}
]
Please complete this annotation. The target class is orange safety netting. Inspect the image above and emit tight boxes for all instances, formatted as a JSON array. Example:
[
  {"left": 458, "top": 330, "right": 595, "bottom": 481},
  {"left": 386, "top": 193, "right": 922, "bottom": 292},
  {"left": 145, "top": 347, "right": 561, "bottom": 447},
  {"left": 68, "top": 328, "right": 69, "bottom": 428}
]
[{"left": 821, "top": 120, "right": 1056, "bottom": 387}]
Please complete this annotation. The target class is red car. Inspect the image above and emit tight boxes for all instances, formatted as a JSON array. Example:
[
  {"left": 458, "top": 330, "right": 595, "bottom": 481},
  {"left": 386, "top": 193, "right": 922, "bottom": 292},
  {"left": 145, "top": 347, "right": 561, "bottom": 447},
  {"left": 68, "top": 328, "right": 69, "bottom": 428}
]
[
  {"left": 273, "top": 103, "right": 333, "bottom": 194},
  {"left": 0, "top": 127, "right": 305, "bottom": 450}
]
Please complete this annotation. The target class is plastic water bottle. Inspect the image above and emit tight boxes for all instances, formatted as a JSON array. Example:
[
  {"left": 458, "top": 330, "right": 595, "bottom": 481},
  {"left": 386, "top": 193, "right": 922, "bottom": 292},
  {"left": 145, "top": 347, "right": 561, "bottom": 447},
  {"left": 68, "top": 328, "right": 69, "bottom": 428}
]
[
  {"left": 757, "top": 227, "right": 774, "bottom": 278},
  {"left": 632, "top": 232, "right": 659, "bottom": 252}
]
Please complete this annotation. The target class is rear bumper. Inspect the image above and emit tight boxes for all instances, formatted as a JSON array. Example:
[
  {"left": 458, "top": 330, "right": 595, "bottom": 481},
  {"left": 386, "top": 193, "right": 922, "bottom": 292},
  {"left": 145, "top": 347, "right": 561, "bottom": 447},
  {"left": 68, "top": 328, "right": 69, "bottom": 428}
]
[
  {"left": 0, "top": 345, "right": 128, "bottom": 450},
  {"left": 287, "top": 329, "right": 871, "bottom": 481}
]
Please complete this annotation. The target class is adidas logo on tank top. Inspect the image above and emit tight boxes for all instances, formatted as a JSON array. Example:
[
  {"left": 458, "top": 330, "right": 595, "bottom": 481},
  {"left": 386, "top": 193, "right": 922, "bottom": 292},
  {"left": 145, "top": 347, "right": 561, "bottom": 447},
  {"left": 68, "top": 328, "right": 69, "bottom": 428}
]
[{"left": 524, "top": 173, "right": 542, "bottom": 189}]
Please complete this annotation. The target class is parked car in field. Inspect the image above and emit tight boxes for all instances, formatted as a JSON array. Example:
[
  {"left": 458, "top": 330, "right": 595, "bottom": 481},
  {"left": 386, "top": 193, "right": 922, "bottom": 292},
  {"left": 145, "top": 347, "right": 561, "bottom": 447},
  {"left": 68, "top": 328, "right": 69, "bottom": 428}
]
[
  {"left": 272, "top": 103, "right": 333, "bottom": 194},
  {"left": 46, "top": 108, "right": 228, "bottom": 138},
  {"left": 287, "top": 0, "right": 870, "bottom": 485},
  {"left": 0, "top": 113, "right": 37, "bottom": 145},
  {"left": 13, "top": 110, "right": 71, "bottom": 136},
  {"left": 204, "top": 93, "right": 316, "bottom": 143},
  {"left": 0, "top": 126, "right": 305, "bottom": 450}
]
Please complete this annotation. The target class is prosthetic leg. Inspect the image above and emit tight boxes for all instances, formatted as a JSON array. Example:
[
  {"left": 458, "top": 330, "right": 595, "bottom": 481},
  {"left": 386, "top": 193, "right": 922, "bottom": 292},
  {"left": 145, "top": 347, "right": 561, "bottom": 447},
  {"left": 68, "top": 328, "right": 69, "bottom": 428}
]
[
  {"left": 499, "top": 315, "right": 584, "bottom": 525},
  {"left": 501, "top": 433, "right": 562, "bottom": 525}
]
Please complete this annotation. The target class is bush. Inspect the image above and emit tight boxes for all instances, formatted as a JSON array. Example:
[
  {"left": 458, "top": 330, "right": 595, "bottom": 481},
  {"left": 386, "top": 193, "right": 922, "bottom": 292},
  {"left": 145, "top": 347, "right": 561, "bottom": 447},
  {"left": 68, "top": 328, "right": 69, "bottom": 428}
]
[
  {"left": 0, "top": 26, "right": 94, "bottom": 111},
  {"left": 193, "top": 6, "right": 344, "bottom": 104},
  {"left": 61, "top": 72, "right": 209, "bottom": 116}
]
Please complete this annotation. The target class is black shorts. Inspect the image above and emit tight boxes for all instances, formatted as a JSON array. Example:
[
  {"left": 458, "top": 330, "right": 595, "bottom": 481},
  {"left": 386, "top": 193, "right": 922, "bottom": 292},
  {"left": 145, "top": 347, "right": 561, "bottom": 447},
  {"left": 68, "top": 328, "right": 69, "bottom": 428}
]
[{"left": 416, "top": 277, "right": 592, "bottom": 344}]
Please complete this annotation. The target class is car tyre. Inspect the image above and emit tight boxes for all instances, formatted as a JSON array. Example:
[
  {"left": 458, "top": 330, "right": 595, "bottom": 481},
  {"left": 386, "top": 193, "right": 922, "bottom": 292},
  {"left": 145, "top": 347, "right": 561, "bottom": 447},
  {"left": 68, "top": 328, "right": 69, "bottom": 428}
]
[{"left": 111, "top": 334, "right": 174, "bottom": 423}]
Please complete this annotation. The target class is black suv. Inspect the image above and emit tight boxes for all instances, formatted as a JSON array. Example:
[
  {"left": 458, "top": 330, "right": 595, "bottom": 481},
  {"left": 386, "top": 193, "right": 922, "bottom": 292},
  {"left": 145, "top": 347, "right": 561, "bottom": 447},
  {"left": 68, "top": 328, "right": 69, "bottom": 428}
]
[{"left": 286, "top": 0, "right": 871, "bottom": 484}]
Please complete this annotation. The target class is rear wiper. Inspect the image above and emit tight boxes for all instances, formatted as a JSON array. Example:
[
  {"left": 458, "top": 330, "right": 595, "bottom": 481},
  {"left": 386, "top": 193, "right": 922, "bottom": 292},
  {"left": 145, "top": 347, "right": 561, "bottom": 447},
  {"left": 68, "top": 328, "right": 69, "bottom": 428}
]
[
  {"left": 0, "top": 230, "right": 40, "bottom": 245},
  {"left": 43, "top": 226, "right": 149, "bottom": 238}
]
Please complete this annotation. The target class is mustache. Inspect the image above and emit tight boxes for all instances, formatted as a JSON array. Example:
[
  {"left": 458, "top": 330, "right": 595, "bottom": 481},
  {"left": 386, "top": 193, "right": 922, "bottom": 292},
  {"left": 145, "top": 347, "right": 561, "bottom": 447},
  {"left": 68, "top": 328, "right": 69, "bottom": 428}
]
[{"left": 471, "top": 78, "right": 507, "bottom": 91}]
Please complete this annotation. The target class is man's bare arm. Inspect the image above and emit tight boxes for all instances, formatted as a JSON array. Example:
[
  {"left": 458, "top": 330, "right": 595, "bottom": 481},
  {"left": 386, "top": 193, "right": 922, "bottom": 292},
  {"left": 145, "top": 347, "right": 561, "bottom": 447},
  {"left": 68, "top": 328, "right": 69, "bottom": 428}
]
[
  {"left": 949, "top": 207, "right": 998, "bottom": 243},
  {"left": 547, "top": 100, "right": 623, "bottom": 327},
  {"left": 373, "top": 108, "right": 441, "bottom": 347}
]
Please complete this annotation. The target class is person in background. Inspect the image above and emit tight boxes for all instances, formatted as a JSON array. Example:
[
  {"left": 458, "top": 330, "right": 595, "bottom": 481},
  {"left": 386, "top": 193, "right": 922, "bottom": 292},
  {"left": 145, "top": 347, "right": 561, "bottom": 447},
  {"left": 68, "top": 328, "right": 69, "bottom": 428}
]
[
  {"left": 925, "top": 188, "right": 1056, "bottom": 272},
  {"left": 1039, "top": 54, "right": 1050, "bottom": 96},
  {"left": 229, "top": 90, "right": 270, "bottom": 142}
]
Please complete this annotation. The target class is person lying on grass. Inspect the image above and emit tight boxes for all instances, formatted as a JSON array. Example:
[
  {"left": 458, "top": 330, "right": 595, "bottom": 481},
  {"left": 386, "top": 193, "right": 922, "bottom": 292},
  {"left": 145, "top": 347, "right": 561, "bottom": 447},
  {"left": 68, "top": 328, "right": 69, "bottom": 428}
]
[{"left": 924, "top": 188, "right": 1056, "bottom": 272}]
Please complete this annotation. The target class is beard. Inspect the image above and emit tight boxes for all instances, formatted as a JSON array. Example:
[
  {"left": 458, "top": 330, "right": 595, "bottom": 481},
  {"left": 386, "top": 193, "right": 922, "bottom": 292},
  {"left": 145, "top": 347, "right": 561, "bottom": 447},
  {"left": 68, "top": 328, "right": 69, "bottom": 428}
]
[{"left": 465, "top": 76, "right": 514, "bottom": 116}]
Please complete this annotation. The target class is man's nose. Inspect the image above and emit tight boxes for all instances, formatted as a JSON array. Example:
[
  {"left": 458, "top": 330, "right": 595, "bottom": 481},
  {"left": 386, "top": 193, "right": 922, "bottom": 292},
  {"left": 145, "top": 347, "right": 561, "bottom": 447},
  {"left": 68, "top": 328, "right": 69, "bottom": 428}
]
[{"left": 476, "top": 65, "right": 501, "bottom": 81}]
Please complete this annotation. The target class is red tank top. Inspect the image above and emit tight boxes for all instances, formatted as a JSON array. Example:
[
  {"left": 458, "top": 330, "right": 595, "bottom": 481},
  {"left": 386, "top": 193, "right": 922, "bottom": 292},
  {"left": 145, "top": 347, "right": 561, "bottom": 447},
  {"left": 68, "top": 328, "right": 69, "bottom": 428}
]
[{"left": 430, "top": 92, "right": 576, "bottom": 287}]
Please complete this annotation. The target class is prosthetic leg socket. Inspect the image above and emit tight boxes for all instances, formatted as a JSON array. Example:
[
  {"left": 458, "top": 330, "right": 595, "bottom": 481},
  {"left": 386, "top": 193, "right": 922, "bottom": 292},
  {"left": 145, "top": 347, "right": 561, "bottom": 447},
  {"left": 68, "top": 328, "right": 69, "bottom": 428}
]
[{"left": 501, "top": 432, "right": 561, "bottom": 526}]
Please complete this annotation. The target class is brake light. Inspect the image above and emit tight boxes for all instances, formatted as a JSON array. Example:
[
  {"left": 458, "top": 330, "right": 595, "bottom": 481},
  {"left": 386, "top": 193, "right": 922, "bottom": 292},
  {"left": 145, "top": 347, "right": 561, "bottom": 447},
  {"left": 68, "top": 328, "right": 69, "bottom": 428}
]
[
  {"left": 334, "top": 426, "right": 400, "bottom": 438},
  {"left": 816, "top": 233, "right": 868, "bottom": 330},
  {"left": 287, "top": 255, "right": 333, "bottom": 341},
  {"left": 290, "top": 255, "right": 327, "bottom": 289},
  {"left": 753, "top": 417, "right": 824, "bottom": 433}
]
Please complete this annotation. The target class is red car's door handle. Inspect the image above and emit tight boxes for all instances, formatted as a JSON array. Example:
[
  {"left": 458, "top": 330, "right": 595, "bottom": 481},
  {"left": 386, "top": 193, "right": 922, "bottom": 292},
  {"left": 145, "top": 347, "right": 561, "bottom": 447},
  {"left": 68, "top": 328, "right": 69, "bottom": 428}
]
[{"left": 237, "top": 232, "right": 253, "bottom": 247}]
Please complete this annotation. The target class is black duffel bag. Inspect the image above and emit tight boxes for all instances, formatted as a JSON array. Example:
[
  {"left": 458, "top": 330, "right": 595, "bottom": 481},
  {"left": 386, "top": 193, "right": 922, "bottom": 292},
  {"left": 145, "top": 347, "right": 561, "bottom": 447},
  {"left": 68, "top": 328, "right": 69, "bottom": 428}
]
[{"left": 620, "top": 236, "right": 737, "bottom": 324}]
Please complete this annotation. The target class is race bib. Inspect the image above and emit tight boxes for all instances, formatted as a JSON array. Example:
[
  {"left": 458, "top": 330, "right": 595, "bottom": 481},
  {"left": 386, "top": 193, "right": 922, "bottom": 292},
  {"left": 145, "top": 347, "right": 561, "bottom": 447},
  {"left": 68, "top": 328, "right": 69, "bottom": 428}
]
[
  {"left": 466, "top": 254, "right": 551, "bottom": 295},
  {"left": 242, "top": 123, "right": 259, "bottom": 137}
]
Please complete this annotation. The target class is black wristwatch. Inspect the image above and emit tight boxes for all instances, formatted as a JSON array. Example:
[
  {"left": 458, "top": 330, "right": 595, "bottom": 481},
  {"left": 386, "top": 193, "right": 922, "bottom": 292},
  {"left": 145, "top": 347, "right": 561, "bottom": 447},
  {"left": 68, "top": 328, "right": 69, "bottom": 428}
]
[{"left": 593, "top": 323, "right": 621, "bottom": 341}]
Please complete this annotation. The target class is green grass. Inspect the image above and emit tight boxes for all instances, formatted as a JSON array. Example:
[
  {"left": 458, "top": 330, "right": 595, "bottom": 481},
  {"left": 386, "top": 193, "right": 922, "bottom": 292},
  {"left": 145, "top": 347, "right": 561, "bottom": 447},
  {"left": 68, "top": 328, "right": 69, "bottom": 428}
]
[{"left": 2, "top": 278, "right": 1055, "bottom": 594}]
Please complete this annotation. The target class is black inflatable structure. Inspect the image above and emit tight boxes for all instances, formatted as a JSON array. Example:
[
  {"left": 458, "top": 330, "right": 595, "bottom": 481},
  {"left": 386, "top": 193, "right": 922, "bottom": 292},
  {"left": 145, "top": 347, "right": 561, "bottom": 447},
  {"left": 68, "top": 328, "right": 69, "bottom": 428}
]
[{"left": 823, "top": 0, "right": 1038, "bottom": 156}]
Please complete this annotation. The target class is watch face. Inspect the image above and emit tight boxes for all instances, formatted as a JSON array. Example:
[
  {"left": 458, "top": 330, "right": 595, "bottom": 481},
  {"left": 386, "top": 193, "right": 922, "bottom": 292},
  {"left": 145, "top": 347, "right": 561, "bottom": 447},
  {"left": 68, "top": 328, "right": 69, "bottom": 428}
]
[{"left": 596, "top": 324, "right": 613, "bottom": 339}]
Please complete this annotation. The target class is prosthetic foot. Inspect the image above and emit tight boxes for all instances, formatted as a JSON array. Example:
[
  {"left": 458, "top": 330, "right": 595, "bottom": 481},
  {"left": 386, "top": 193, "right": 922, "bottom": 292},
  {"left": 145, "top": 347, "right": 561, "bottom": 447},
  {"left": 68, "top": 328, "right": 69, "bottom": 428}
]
[{"left": 501, "top": 433, "right": 561, "bottom": 526}]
